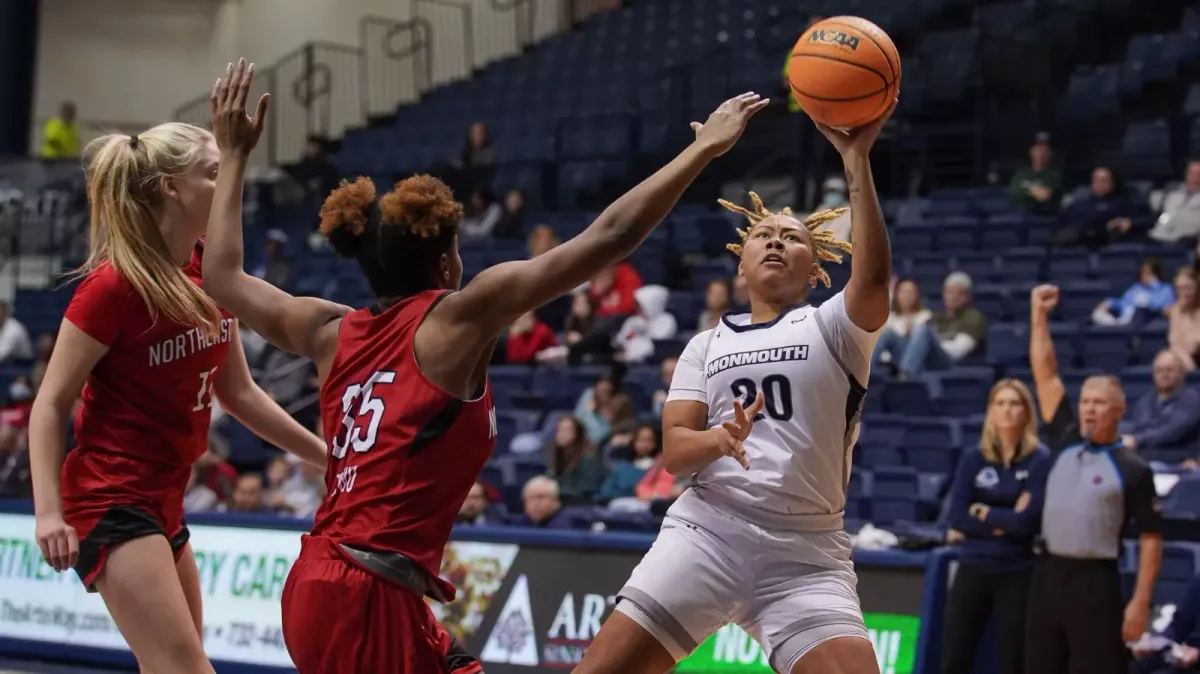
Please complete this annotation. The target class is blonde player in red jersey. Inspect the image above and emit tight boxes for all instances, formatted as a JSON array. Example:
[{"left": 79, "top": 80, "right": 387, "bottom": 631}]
[{"left": 28, "top": 122, "right": 327, "bottom": 672}]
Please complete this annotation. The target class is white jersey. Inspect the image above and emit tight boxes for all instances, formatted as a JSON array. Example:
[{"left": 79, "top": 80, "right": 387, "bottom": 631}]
[{"left": 666, "top": 291, "right": 880, "bottom": 532}]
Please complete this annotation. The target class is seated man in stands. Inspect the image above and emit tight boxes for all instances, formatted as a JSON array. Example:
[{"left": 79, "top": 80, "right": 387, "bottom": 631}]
[
  {"left": 893, "top": 272, "right": 988, "bottom": 377},
  {"left": 1150, "top": 159, "right": 1200, "bottom": 244},
  {"left": 511, "top": 475, "right": 572, "bottom": 529},
  {"left": 1006, "top": 133, "right": 1061, "bottom": 214},
  {"left": 457, "top": 481, "right": 502, "bottom": 526},
  {"left": 1056, "top": 165, "right": 1148, "bottom": 249},
  {"left": 1124, "top": 350, "right": 1200, "bottom": 459}
]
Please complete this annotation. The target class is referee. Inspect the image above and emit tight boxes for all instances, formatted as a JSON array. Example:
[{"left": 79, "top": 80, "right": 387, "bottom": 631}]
[{"left": 1026, "top": 284, "right": 1163, "bottom": 674}]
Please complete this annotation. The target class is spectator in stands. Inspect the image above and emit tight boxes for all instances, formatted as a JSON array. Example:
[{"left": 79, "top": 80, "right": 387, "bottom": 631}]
[
  {"left": 30, "top": 331, "right": 56, "bottom": 391},
  {"left": 544, "top": 415, "right": 604, "bottom": 504},
  {"left": 194, "top": 444, "right": 238, "bottom": 504},
  {"left": 942, "top": 379, "right": 1049, "bottom": 674},
  {"left": 451, "top": 122, "right": 495, "bottom": 196},
  {"left": 457, "top": 481, "right": 500, "bottom": 526},
  {"left": 460, "top": 187, "right": 504, "bottom": 241},
  {"left": 895, "top": 272, "right": 987, "bottom": 376},
  {"left": 1150, "top": 159, "right": 1200, "bottom": 244},
  {"left": 0, "top": 376, "right": 34, "bottom": 429},
  {"left": 183, "top": 465, "right": 219, "bottom": 513},
  {"left": 264, "top": 456, "right": 298, "bottom": 515},
  {"left": 0, "top": 301, "right": 32, "bottom": 363},
  {"left": 731, "top": 275, "right": 750, "bottom": 310},
  {"left": 290, "top": 136, "right": 340, "bottom": 209},
  {"left": 574, "top": 369, "right": 634, "bottom": 445},
  {"left": 0, "top": 425, "right": 30, "bottom": 498},
  {"left": 598, "top": 424, "right": 661, "bottom": 503},
  {"left": 1057, "top": 165, "right": 1146, "bottom": 249},
  {"left": 527, "top": 224, "right": 559, "bottom": 258},
  {"left": 41, "top": 101, "right": 79, "bottom": 159},
  {"left": 697, "top": 279, "right": 731, "bottom": 331},
  {"left": 505, "top": 310, "right": 557, "bottom": 365},
  {"left": 819, "top": 175, "right": 849, "bottom": 209},
  {"left": 873, "top": 277, "right": 932, "bottom": 368},
  {"left": 222, "top": 473, "right": 270, "bottom": 514},
  {"left": 1092, "top": 256, "right": 1176, "bottom": 326},
  {"left": 264, "top": 454, "right": 324, "bottom": 518},
  {"left": 1131, "top": 573, "right": 1200, "bottom": 673},
  {"left": 492, "top": 189, "right": 527, "bottom": 240},
  {"left": 544, "top": 291, "right": 613, "bottom": 364},
  {"left": 1169, "top": 268, "right": 1200, "bottom": 371},
  {"left": 651, "top": 356, "right": 677, "bottom": 414},
  {"left": 588, "top": 262, "right": 643, "bottom": 318},
  {"left": 252, "top": 229, "right": 293, "bottom": 291},
  {"left": 614, "top": 285, "right": 677, "bottom": 364},
  {"left": 1121, "top": 350, "right": 1200, "bottom": 455},
  {"left": 512, "top": 475, "right": 571, "bottom": 528},
  {"left": 1007, "top": 132, "right": 1061, "bottom": 213}
]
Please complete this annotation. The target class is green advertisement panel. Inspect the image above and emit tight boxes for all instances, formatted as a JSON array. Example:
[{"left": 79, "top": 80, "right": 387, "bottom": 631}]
[{"left": 675, "top": 613, "right": 920, "bottom": 674}]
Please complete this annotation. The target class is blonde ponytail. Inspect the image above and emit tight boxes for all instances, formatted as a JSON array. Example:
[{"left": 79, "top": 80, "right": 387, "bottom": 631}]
[{"left": 71, "top": 122, "right": 222, "bottom": 338}]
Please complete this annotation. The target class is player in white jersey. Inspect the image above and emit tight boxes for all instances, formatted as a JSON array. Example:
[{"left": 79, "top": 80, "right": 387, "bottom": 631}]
[{"left": 573, "top": 101, "right": 897, "bottom": 674}]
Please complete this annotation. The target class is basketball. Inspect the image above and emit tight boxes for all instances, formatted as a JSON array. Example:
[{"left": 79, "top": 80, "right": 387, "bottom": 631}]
[{"left": 788, "top": 16, "right": 901, "bottom": 129}]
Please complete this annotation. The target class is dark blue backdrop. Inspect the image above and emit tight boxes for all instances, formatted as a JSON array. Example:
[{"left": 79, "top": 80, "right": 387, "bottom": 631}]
[{"left": 0, "top": 0, "right": 37, "bottom": 156}]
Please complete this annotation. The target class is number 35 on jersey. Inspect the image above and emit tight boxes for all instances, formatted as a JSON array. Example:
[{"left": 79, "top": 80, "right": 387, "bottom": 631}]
[{"left": 330, "top": 371, "right": 501, "bottom": 462}]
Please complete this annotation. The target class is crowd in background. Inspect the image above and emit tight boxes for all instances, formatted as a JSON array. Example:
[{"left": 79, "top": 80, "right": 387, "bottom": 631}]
[{"left": 1, "top": 121, "right": 1199, "bottom": 535}]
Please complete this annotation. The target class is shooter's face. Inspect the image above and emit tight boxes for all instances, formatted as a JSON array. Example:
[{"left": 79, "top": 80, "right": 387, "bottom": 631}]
[{"left": 739, "top": 215, "right": 816, "bottom": 303}]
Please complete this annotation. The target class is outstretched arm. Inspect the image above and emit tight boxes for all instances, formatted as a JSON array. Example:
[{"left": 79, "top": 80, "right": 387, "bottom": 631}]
[
  {"left": 202, "top": 59, "right": 348, "bottom": 364},
  {"left": 1029, "top": 285, "right": 1066, "bottom": 424},
  {"left": 213, "top": 321, "right": 326, "bottom": 469},
  {"left": 813, "top": 102, "right": 896, "bottom": 332},
  {"left": 430, "top": 94, "right": 769, "bottom": 344}
]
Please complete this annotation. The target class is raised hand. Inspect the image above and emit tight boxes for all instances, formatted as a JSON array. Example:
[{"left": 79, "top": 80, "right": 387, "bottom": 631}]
[
  {"left": 690, "top": 92, "right": 771, "bottom": 157},
  {"left": 814, "top": 97, "right": 898, "bottom": 159},
  {"left": 710, "top": 391, "right": 765, "bottom": 470},
  {"left": 1030, "top": 284, "right": 1060, "bottom": 316},
  {"left": 210, "top": 57, "right": 270, "bottom": 155}
]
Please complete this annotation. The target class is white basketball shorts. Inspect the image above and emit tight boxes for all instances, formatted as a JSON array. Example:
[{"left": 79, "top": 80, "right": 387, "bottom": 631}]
[{"left": 616, "top": 491, "right": 869, "bottom": 673}]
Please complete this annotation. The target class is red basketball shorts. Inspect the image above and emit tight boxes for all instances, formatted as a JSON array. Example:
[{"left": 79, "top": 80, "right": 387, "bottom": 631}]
[
  {"left": 281, "top": 535, "right": 481, "bottom": 674},
  {"left": 61, "top": 449, "right": 190, "bottom": 591}
]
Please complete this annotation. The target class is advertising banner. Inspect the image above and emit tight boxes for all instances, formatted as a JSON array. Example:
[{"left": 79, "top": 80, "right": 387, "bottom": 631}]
[
  {"left": 0, "top": 513, "right": 925, "bottom": 673},
  {"left": 441, "top": 543, "right": 925, "bottom": 674}
]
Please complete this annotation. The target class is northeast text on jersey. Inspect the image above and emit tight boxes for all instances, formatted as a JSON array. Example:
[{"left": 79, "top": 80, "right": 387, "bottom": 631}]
[{"left": 149, "top": 318, "right": 235, "bottom": 368}]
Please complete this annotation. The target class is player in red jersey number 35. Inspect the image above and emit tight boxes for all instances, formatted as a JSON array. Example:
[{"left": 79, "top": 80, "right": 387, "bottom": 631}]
[{"left": 201, "top": 59, "right": 768, "bottom": 673}]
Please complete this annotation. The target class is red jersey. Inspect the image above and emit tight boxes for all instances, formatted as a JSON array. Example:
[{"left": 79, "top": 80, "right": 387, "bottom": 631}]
[
  {"left": 311, "top": 290, "right": 496, "bottom": 599},
  {"left": 61, "top": 243, "right": 234, "bottom": 511}
]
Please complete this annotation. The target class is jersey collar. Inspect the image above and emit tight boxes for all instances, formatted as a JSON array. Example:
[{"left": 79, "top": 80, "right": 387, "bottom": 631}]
[
  {"left": 720, "top": 303, "right": 810, "bottom": 333},
  {"left": 1082, "top": 439, "right": 1124, "bottom": 453}
]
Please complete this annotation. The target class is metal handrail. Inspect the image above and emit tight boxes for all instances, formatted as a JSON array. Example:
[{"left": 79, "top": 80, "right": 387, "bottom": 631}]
[{"left": 416, "top": 0, "right": 476, "bottom": 73}]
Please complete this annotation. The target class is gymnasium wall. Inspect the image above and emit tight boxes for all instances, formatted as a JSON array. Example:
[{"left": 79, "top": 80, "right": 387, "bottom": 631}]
[{"left": 31, "top": 0, "right": 579, "bottom": 158}]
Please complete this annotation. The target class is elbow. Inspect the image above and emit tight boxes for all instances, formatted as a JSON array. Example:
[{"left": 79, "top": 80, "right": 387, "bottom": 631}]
[{"left": 661, "top": 446, "right": 686, "bottom": 476}]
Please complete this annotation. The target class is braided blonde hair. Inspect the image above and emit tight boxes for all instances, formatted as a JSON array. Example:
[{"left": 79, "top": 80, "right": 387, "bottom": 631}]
[{"left": 718, "top": 191, "right": 853, "bottom": 288}]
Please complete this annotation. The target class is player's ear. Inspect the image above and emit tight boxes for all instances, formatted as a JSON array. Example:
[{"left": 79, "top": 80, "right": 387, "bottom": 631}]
[
  {"left": 737, "top": 261, "right": 745, "bottom": 277},
  {"left": 438, "top": 253, "right": 451, "bottom": 285},
  {"left": 159, "top": 175, "right": 180, "bottom": 202}
]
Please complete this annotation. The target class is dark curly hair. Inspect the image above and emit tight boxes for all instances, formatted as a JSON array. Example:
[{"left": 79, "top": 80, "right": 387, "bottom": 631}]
[{"left": 319, "top": 175, "right": 464, "bottom": 298}]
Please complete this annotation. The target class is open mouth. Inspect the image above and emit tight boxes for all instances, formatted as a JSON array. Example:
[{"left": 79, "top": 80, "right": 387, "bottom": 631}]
[{"left": 762, "top": 253, "right": 785, "bottom": 267}]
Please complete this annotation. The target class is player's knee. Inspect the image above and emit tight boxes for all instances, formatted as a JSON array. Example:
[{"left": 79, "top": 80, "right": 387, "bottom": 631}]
[{"left": 574, "top": 607, "right": 676, "bottom": 674}]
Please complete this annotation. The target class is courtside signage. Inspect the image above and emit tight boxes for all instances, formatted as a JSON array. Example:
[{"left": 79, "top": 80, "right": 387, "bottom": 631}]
[{"left": 0, "top": 513, "right": 299, "bottom": 667}]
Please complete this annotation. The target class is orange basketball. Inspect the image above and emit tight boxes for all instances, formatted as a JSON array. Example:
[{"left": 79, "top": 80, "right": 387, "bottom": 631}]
[{"left": 788, "top": 16, "right": 901, "bottom": 129}]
